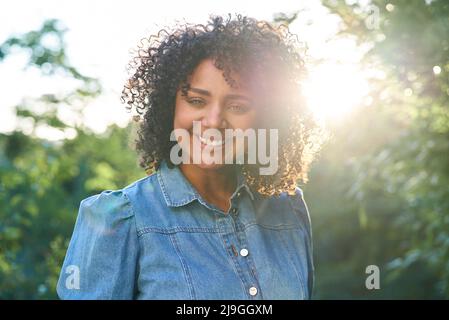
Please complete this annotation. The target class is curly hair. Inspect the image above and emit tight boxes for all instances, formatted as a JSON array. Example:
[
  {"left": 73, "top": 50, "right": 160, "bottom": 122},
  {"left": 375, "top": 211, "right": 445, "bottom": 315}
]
[{"left": 121, "top": 13, "right": 323, "bottom": 196}]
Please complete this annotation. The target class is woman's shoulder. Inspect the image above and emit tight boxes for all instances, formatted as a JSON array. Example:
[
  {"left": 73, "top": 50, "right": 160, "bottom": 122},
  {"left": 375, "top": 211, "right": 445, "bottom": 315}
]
[
  {"left": 76, "top": 190, "right": 134, "bottom": 231},
  {"left": 254, "top": 187, "right": 311, "bottom": 233},
  {"left": 88, "top": 171, "right": 159, "bottom": 200},
  {"left": 284, "top": 187, "right": 312, "bottom": 236},
  {"left": 256, "top": 186, "right": 306, "bottom": 212},
  {"left": 121, "top": 171, "right": 159, "bottom": 198},
  {"left": 78, "top": 173, "right": 158, "bottom": 220}
]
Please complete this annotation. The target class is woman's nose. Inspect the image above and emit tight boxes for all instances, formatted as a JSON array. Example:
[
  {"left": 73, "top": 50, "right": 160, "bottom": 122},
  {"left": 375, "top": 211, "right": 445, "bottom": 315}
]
[{"left": 202, "top": 105, "right": 226, "bottom": 128}]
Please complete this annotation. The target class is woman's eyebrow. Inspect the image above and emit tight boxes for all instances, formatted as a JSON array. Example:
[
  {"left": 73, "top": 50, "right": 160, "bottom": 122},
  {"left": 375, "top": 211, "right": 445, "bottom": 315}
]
[
  {"left": 188, "top": 87, "right": 251, "bottom": 101},
  {"left": 188, "top": 87, "right": 210, "bottom": 96}
]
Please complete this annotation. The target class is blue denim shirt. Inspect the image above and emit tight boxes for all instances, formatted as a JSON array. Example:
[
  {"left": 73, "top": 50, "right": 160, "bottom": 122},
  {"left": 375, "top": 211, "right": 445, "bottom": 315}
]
[{"left": 57, "top": 160, "right": 314, "bottom": 299}]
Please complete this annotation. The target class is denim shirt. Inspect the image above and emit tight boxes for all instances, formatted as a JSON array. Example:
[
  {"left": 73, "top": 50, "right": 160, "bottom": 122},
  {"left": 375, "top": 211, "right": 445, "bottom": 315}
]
[{"left": 57, "top": 160, "right": 314, "bottom": 300}]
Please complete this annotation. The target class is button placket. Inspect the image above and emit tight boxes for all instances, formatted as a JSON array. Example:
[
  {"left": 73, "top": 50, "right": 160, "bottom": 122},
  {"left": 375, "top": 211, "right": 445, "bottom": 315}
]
[
  {"left": 222, "top": 200, "right": 262, "bottom": 299},
  {"left": 231, "top": 244, "right": 238, "bottom": 257},
  {"left": 233, "top": 217, "right": 263, "bottom": 299}
]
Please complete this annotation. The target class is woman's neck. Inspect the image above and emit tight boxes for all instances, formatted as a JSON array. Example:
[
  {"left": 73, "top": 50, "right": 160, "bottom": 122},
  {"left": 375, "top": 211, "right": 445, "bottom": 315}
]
[{"left": 179, "top": 163, "right": 237, "bottom": 212}]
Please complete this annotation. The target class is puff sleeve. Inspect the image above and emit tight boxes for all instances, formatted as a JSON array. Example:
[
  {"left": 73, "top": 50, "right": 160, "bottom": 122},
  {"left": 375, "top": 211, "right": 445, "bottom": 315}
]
[{"left": 56, "top": 190, "right": 139, "bottom": 299}]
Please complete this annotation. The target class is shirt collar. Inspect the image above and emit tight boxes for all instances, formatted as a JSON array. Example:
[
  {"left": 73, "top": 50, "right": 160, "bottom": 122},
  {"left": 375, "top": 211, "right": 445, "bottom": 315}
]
[{"left": 157, "top": 160, "right": 255, "bottom": 208}]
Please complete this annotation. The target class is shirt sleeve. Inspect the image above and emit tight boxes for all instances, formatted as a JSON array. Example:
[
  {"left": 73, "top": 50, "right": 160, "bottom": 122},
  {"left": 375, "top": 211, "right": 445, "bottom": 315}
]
[
  {"left": 290, "top": 187, "right": 315, "bottom": 299},
  {"left": 56, "top": 190, "right": 139, "bottom": 299}
]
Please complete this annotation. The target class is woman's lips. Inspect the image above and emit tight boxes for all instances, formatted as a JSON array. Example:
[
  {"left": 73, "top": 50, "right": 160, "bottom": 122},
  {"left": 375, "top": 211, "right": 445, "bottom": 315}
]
[
  {"left": 198, "top": 135, "right": 225, "bottom": 146},
  {"left": 193, "top": 134, "right": 231, "bottom": 149}
]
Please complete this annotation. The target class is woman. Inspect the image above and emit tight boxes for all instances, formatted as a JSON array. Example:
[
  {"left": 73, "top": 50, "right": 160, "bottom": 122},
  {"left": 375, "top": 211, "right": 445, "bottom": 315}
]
[{"left": 57, "top": 14, "right": 322, "bottom": 300}]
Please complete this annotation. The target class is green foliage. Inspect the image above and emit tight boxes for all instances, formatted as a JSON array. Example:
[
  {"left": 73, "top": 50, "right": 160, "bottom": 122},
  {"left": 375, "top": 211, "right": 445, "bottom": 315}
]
[
  {"left": 2, "top": 0, "right": 449, "bottom": 298},
  {"left": 0, "top": 20, "right": 142, "bottom": 298},
  {"left": 304, "top": 0, "right": 449, "bottom": 298}
]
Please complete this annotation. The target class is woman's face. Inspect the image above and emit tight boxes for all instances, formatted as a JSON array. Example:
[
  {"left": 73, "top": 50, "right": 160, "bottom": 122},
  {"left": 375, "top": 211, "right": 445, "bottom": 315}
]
[{"left": 173, "top": 58, "right": 258, "bottom": 170}]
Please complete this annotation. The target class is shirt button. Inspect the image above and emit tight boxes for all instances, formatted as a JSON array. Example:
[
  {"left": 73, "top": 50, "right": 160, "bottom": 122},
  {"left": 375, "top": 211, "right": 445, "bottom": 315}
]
[
  {"left": 231, "top": 208, "right": 238, "bottom": 214},
  {"left": 240, "top": 248, "right": 249, "bottom": 257},
  {"left": 236, "top": 192, "right": 241, "bottom": 197},
  {"left": 249, "top": 286, "right": 258, "bottom": 296}
]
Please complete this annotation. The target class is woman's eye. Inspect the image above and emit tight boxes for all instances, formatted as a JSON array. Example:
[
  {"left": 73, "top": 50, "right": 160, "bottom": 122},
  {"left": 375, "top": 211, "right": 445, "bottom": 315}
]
[
  {"left": 187, "top": 98, "right": 205, "bottom": 106},
  {"left": 228, "top": 105, "right": 249, "bottom": 113}
]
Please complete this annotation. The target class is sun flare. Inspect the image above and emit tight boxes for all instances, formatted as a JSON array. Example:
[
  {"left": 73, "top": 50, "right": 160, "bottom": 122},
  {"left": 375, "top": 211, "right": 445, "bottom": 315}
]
[{"left": 303, "top": 63, "right": 370, "bottom": 122}]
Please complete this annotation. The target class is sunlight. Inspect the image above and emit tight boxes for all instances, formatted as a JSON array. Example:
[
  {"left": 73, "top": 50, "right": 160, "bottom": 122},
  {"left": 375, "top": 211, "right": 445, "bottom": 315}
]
[
  {"left": 303, "top": 62, "right": 370, "bottom": 122},
  {"left": 0, "top": 0, "right": 373, "bottom": 138}
]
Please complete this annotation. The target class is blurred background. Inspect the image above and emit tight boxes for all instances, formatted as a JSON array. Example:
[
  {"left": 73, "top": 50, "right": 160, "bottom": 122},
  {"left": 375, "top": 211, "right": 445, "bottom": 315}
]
[{"left": 1, "top": 0, "right": 448, "bottom": 299}]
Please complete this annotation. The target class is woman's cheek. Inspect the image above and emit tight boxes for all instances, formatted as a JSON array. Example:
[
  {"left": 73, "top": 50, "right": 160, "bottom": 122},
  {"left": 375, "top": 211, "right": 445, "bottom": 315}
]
[
  {"left": 174, "top": 105, "right": 194, "bottom": 130},
  {"left": 232, "top": 113, "right": 258, "bottom": 130}
]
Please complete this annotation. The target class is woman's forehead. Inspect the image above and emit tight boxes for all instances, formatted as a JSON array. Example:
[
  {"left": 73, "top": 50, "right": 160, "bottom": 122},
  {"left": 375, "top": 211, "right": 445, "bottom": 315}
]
[{"left": 185, "top": 59, "right": 253, "bottom": 95}]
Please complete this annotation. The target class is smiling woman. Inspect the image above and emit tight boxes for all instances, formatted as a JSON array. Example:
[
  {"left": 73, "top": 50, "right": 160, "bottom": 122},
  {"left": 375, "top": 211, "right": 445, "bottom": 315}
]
[
  {"left": 57, "top": 13, "right": 324, "bottom": 300},
  {"left": 122, "top": 13, "right": 323, "bottom": 196}
]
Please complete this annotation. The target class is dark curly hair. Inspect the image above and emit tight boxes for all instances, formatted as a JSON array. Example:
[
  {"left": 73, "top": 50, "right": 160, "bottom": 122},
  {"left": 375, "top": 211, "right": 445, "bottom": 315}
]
[{"left": 121, "top": 13, "right": 323, "bottom": 196}]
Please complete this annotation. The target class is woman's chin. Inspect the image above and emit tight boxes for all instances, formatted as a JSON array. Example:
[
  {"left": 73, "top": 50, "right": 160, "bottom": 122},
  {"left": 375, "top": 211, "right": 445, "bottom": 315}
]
[{"left": 194, "top": 161, "right": 226, "bottom": 171}]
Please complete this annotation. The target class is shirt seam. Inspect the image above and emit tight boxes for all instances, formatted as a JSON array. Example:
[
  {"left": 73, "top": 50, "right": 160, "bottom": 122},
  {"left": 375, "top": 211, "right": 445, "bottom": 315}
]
[
  {"left": 121, "top": 190, "right": 140, "bottom": 299},
  {"left": 168, "top": 233, "right": 196, "bottom": 299},
  {"left": 277, "top": 229, "right": 307, "bottom": 299},
  {"left": 137, "top": 226, "right": 220, "bottom": 236},
  {"left": 136, "top": 223, "right": 302, "bottom": 237}
]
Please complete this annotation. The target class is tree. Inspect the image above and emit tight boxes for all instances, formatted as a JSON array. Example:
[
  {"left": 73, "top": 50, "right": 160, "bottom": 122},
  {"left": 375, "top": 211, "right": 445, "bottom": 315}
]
[
  {"left": 303, "top": 0, "right": 449, "bottom": 298},
  {"left": 0, "top": 20, "right": 142, "bottom": 298}
]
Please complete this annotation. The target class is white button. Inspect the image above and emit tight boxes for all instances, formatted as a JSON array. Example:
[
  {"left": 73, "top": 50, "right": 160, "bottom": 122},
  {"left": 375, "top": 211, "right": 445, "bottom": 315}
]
[
  {"left": 249, "top": 286, "right": 258, "bottom": 296},
  {"left": 231, "top": 208, "right": 237, "bottom": 214},
  {"left": 237, "top": 192, "right": 241, "bottom": 197},
  {"left": 240, "top": 248, "right": 249, "bottom": 257}
]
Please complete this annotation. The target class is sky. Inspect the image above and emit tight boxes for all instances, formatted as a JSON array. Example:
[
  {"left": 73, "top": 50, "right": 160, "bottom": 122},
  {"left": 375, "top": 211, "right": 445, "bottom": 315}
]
[{"left": 0, "top": 0, "right": 373, "bottom": 140}]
